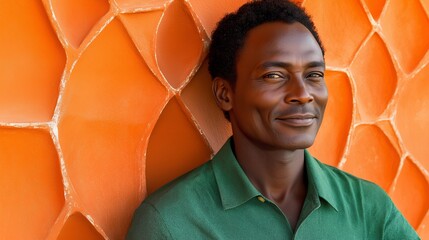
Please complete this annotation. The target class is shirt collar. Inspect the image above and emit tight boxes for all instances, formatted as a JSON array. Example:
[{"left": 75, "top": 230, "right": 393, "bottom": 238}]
[
  {"left": 211, "top": 138, "right": 260, "bottom": 210},
  {"left": 212, "top": 138, "right": 339, "bottom": 211},
  {"left": 304, "top": 150, "right": 339, "bottom": 211}
]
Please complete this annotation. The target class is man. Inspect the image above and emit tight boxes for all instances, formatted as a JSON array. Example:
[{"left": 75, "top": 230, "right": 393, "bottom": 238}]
[{"left": 127, "top": 0, "right": 419, "bottom": 239}]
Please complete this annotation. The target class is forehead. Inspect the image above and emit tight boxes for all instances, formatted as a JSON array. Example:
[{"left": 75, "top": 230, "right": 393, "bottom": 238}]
[{"left": 237, "top": 22, "right": 323, "bottom": 64}]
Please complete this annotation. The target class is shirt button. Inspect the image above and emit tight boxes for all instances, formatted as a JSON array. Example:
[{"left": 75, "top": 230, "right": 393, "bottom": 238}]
[{"left": 257, "top": 196, "right": 266, "bottom": 203}]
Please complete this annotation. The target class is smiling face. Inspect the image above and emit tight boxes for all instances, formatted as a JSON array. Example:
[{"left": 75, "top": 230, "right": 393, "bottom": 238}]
[{"left": 215, "top": 22, "right": 328, "bottom": 151}]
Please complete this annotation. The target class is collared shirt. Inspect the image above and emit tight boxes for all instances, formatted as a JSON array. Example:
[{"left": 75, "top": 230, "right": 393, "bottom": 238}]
[{"left": 127, "top": 139, "right": 419, "bottom": 240}]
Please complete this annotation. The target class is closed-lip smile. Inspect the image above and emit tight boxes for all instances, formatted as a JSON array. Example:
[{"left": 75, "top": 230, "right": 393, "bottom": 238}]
[{"left": 275, "top": 113, "right": 317, "bottom": 127}]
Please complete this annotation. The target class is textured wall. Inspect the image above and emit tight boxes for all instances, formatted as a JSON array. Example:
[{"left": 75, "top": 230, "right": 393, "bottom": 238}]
[{"left": 0, "top": 0, "right": 428, "bottom": 239}]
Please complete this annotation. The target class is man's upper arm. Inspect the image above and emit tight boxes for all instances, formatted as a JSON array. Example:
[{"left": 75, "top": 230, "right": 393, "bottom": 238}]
[
  {"left": 382, "top": 197, "right": 420, "bottom": 240},
  {"left": 126, "top": 202, "right": 172, "bottom": 240}
]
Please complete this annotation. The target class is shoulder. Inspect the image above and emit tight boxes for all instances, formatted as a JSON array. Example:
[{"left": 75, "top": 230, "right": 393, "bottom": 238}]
[
  {"left": 142, "top": 161, "right": 218, "bottom": 217},
  {"left": 127, "top": 201, "right": 171, "bottom": 240},
  {"left": 127, "top": 161, "right": 219, "bottom": 239},
  {"left": 313, "top": 159, "right": 419, "bottom": 239},
  {"left": 325, "top": 162, "right": 382, "bottom": 189},
  {"left": 313, "top": 158, "right": 392, "bottom": 208},
  {"left": 144, "top": 161, "right": 217, "bottom": 210}
]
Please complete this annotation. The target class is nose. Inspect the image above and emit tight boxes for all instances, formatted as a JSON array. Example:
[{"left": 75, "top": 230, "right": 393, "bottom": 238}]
[{"left": 284, "top": 75, "right": 314, "bottom": 104}]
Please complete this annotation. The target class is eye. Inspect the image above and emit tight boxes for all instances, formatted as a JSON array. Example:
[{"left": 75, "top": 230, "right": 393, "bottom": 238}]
[
  {"left": 306, "top": 72, "right": 324, "bottom": 80},
  {"left": 262, "top": 72, "right": 285, "bottom": 82}
]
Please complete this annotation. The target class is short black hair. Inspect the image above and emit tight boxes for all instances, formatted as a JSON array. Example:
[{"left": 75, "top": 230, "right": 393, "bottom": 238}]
[{"left": 208, "top": 0, "right": 324, "bottom": 84}]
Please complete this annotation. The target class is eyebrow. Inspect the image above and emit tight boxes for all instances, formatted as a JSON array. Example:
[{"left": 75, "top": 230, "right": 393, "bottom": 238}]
[{"left": 258, "top": 61, "right": 325, "bottom": 70}]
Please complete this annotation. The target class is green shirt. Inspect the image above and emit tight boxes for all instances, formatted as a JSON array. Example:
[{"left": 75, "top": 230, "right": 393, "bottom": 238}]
[{"left": 127, "top": 139, "right": 419, "bottom": 240}]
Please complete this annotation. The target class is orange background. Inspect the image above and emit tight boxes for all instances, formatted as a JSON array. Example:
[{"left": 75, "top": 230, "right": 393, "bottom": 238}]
[{"left": 0, "top": 0, "right": 428, "bottom": 239}]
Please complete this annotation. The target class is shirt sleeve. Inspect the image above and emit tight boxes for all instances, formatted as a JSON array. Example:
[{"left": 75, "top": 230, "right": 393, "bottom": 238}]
[
  {"left": 383, "top": 197, "right": 420, "bottom": 240},
  {"left": 126, "top": 202, "right": 172, "bottom": 240}
]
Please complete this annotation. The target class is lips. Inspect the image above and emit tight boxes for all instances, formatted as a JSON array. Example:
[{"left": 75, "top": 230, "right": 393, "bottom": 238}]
[{"left": 275, "top": 113, "right": 317, "bottom": 127}]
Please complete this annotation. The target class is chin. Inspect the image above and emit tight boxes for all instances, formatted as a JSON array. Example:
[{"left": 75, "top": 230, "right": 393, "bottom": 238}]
[{"left": 277, "top": 135, "right": 316, "bottom": 150}]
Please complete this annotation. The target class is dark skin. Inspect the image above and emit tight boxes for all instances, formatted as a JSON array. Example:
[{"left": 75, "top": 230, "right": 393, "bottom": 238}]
[{"left": 213, "top": 22, "right": 328, "bottom": 231}]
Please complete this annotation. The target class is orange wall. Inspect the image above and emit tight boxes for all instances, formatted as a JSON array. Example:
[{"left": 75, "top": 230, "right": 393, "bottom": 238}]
[{"left": 0, "top": 0, "right": 428, "bottom": 239}]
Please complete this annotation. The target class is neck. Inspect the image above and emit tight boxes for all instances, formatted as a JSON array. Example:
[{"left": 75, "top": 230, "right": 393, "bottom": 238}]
[{"left": 232, "top": 134, "right": 307, "bottom": 203}]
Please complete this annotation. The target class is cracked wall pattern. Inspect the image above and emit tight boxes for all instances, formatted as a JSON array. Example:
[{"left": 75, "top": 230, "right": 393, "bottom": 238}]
[{"left": 0, "top": 0, "right": 428, "bottom": 239}]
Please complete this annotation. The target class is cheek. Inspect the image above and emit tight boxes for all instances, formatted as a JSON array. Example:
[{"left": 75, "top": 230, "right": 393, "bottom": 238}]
[
  {"left": 237, "top": 87, "right": 279, "bottom": 108},
  {"left": 252, "top": 93, "right": 280, "bottom": 121},
  {"left": 233, "top": 93, "right": 277, "bottom": 129},
  {"left": 233, "top": 83, "right": 284, "bottom": 121},
  {"left": 316, "top": 87, "right": 329, "bottom": 110},
  {"left": 253, "top": 87, "right": 282, "bottom": 105}
]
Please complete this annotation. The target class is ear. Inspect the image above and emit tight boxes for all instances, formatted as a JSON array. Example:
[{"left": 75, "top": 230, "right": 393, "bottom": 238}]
[{"left": 212, "top": 77, "right": 233, "bottom": 112}]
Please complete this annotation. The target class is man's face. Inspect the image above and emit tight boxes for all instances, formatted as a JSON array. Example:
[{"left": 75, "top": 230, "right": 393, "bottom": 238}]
[{"left": 229, "top": 22, "right": 328, "bottom": 150}]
